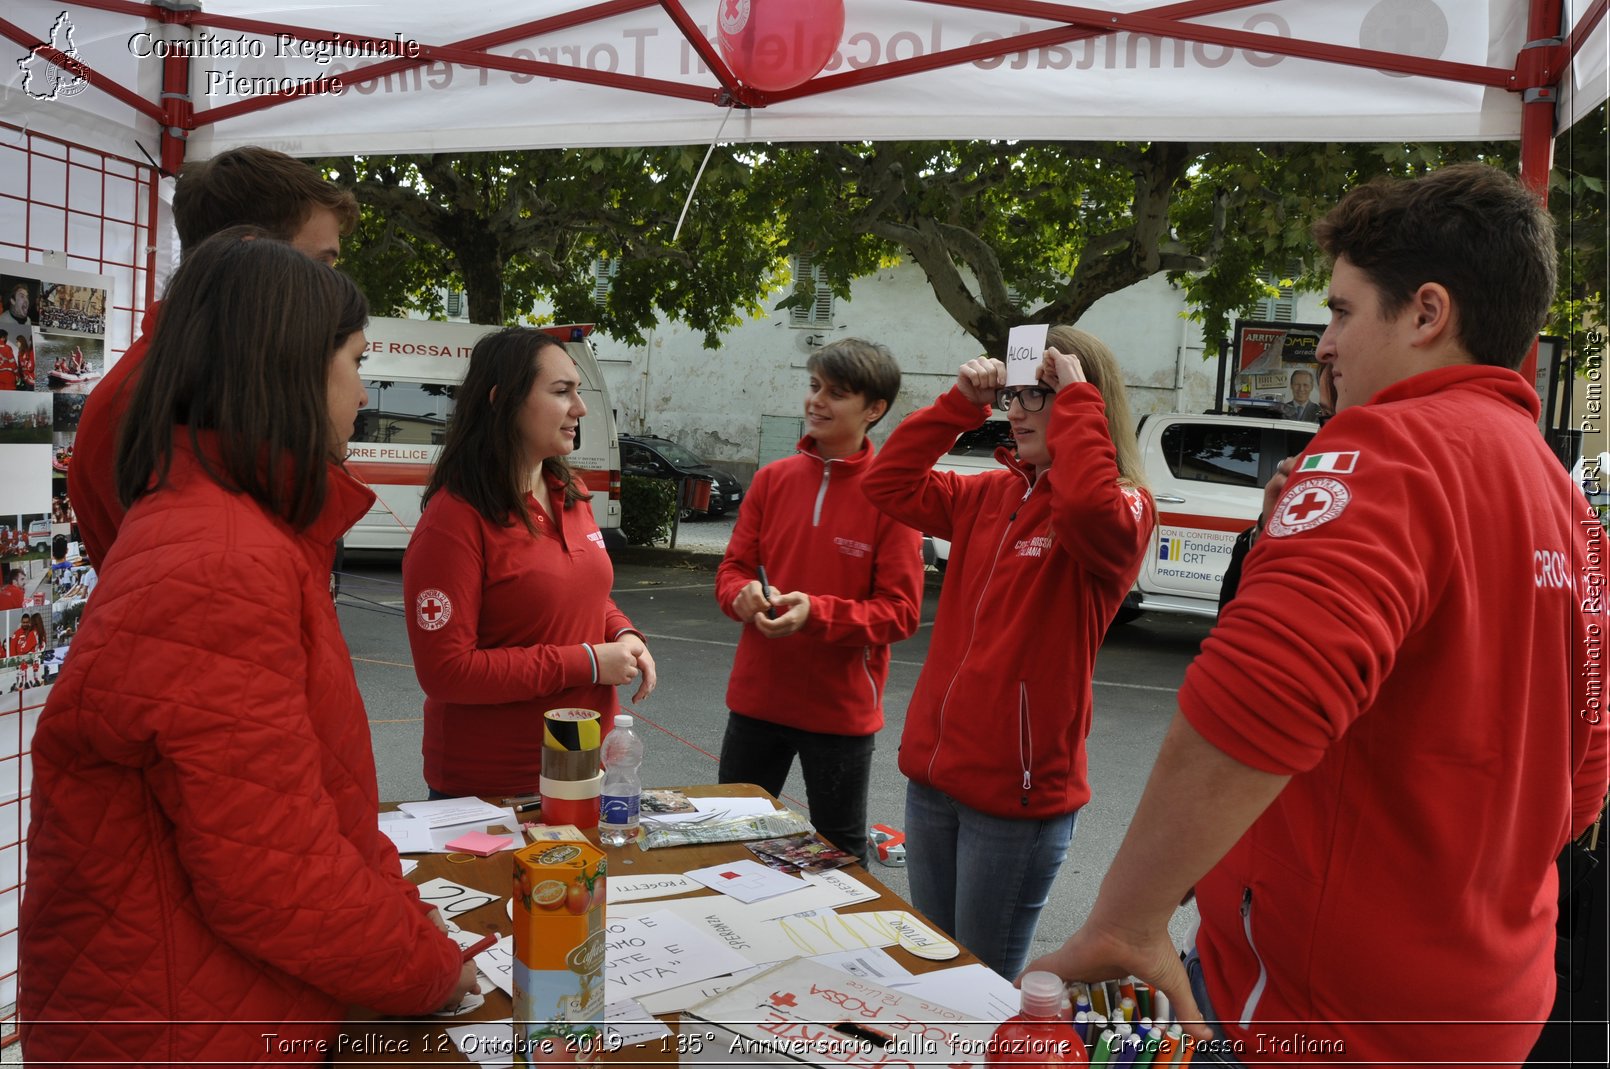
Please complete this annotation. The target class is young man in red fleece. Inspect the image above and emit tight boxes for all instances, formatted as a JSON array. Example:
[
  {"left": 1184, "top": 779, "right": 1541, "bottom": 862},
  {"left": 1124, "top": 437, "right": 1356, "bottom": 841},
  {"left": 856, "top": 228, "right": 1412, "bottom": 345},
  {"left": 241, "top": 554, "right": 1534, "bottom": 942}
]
[
  {"left": 715, "top": 338, "right": 923, "bottom": 864},
  {"left": 69, "top": 147, "right": 356, "bottom": 566},
  {"left": 1030, "top": 163, "right": 1609, "bottom": 1064}
]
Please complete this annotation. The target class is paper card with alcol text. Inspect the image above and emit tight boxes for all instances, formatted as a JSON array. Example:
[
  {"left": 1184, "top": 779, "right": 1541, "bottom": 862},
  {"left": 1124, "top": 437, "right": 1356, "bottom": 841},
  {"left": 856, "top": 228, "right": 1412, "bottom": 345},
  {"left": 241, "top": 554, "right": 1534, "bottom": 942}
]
[{"left": 1006, "top": 324, "right": 1049, "bottom": 386}]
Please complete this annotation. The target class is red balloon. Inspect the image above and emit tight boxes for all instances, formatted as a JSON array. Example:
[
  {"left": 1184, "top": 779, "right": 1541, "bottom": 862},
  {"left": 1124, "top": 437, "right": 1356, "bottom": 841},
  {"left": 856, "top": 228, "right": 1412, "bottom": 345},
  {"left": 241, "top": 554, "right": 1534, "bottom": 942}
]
[{"left": 716, "top": 0, "right": 846, "bottom": 93}]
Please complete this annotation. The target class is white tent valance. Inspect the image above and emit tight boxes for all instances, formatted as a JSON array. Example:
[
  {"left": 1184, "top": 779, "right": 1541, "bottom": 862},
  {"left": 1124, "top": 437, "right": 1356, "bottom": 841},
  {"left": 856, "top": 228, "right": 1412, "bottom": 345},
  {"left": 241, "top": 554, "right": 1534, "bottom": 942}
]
[{"left": 3, "top": 1, "right": 1604, "bottom": 168}]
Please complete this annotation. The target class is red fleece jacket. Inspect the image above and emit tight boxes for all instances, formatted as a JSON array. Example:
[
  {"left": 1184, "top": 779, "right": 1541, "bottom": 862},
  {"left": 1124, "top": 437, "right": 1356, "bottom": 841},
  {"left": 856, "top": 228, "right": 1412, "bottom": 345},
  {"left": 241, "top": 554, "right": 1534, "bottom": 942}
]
[
  {"left": 1185, "top": 365, "right": 1610, "bottom": 1064},
  {"left": 404, "top": 480, "right": 637, "bottom": 797},
  {"left": 716, "top": 435, "right": 924, "bottom": 735},
  {"left": 864, "top": 384, "right": 1154, "bottom": 818}
]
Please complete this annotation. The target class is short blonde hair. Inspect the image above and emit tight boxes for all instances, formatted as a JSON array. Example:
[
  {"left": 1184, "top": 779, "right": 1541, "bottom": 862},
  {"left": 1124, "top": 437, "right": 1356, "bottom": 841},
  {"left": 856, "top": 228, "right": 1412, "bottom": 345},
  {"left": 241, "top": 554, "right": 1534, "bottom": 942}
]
[{"left": 1046, "top": 325, "right": 1147, "bottom": 491}]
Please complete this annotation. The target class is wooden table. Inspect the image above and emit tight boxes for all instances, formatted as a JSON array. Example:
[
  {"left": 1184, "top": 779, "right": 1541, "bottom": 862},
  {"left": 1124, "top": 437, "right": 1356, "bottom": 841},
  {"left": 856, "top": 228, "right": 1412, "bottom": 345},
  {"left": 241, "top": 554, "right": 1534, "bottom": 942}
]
[{"left": 336, "top": 784, "right": 976, "bottom": 1065}]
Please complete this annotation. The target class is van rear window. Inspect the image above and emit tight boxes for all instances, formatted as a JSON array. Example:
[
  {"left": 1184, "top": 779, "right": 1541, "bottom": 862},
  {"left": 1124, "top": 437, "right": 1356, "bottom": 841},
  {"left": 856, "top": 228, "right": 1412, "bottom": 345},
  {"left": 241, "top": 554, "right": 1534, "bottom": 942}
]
[
  {"left": 355, "top": 381, "right": 455, "bottom": 446},
  {"left": 1159, "top": 423, "right": 1260, "bottom": 487},
  {"left": 949, "top": 421, "right": 1014, "bottom": 457}
]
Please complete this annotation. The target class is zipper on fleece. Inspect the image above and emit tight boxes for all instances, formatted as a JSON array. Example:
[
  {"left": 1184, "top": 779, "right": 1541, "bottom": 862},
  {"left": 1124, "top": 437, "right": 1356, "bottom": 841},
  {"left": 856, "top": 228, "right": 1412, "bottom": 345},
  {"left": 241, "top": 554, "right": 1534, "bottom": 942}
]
[
  {"left": 925, "top": 475, "right": 1034, "bottom": 785},
  {"left": 1017, "top": 680, "right": 1033, "bottom": 805},
  {"left": 812, "top": 462, "right": 832, "bottom": 526},
  {"left": 1238, "top": 887, "right": 1268, "bottom": 1028},
  {"left": 862, "top": 648, "right": 879, "bottom": 708}
]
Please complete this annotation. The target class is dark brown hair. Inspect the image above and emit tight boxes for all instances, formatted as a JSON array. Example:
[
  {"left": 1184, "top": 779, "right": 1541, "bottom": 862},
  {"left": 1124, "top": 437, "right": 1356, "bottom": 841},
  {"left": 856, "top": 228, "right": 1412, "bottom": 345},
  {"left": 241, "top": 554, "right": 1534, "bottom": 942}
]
[
  {"left": 1312, "top": 162, "right": 1556, "bottom": 370},
  {"left": 806, "top": 338, "right": 902, "bottom": 428},
  {"left": 116, "top": 226, "right": 368, "bottom": 529},
  {"left": 423, "top": 327, "right": 588, "bottom": 535},
  {"left": 174, "top": 147, "right": 359, "bottom": 252}
]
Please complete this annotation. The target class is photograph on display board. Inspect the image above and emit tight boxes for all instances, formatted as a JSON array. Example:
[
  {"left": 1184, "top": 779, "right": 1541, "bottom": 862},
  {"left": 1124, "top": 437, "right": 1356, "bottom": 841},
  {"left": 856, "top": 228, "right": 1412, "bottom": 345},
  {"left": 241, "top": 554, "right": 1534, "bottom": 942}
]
[
  {"left": 0, "top": 391, "right": 51, "bottom": 444},
  {"left": 1229, "top": 320, "right": 1326, "bottom": 417},
  {"left": 4, "top": 606, "right": 49, "bottom": 659},
  {"left": 39, "top": 282, "right": 108, "bottom": 336},
  {"left": 40, "top": 333, "right": 104, "bottom": 394},
  {"left": 53, "top": 429, "right": 75, "bottom": 479},
  {"left": 0, "top": 511, "right": 50, "bottom": 566},
  {"left": 0, "top": 557, "right": 47, "bottom": 611}
]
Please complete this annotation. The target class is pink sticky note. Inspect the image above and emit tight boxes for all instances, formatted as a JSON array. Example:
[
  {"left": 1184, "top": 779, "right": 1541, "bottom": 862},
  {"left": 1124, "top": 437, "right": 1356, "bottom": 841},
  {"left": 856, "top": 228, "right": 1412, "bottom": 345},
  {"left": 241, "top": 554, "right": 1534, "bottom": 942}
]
[{"left": 445, "top": 831, "right": 513, "bottom": 856}]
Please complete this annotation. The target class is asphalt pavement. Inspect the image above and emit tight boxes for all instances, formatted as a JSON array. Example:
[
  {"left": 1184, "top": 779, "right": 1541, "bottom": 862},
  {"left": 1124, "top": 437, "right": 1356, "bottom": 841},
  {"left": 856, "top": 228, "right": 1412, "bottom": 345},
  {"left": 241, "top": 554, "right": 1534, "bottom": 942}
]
[{"left": 335, "top": 513, "right": 1212, "bottom": 976}]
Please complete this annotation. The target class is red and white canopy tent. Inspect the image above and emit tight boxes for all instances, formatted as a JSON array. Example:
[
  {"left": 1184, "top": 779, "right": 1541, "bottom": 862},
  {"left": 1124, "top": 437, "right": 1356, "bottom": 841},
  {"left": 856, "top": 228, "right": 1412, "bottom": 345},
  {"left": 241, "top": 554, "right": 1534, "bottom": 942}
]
[
  {"left": 0, "top": 0, "right": 1604, "bottom": 346},
  {"left": 1, "top": 0, "right": 1602, "bottom": 389},
  {"left": 6, "top": 1, "right": 1606, "bottom": 178}
]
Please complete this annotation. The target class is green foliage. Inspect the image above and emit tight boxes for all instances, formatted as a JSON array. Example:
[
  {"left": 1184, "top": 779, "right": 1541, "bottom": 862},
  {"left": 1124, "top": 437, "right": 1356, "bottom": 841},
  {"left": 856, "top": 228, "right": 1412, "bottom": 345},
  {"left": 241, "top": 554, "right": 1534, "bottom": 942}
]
[
  {"left": 322, "top": 110, "right": 1606, "bottom": 365},
  {"left": 318, "top": 149, "right": 785, "bottom": 344},
  {"left": 620, "top": 475, "right": 677, "bottom": 546}
]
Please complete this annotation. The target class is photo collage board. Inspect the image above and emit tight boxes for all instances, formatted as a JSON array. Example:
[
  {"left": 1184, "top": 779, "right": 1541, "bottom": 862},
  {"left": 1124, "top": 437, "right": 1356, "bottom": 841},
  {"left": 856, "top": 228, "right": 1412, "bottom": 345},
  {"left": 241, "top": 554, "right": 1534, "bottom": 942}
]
[{"left": 0, "top": 259, "right": 113, "bottom": 717}]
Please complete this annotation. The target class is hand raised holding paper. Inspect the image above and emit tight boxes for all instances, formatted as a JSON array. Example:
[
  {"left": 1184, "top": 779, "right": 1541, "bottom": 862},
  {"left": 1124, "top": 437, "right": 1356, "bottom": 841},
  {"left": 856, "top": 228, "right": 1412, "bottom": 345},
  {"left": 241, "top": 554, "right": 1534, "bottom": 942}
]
[
  {"left": 955, "top": 356, "right": 1007, "bottom": 406},
  {"left": 1038, "top": 347, "right": 1088, "bottom": 394}
]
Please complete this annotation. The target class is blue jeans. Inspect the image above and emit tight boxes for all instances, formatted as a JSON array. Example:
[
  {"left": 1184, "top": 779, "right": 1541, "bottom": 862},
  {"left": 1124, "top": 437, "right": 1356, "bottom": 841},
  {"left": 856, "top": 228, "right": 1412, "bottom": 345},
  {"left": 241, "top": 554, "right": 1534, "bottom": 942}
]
[
  {"left": 903, "top": 779, "right": 1076, "bottom": 981},
  {"left": 1185, "top": 943, "right": 1248, "bottom": 1067}
]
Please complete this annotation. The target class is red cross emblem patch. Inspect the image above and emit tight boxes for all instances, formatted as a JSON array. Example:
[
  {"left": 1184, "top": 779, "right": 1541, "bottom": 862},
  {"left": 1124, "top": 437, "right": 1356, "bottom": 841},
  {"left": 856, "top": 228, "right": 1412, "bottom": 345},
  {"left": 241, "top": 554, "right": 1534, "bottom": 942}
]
[
  {"left": 1268, "top": 476, "right": 1350, "bottom": 538},
  {"left": 415, "top": 588, "right": 452, "bottom": 631}
]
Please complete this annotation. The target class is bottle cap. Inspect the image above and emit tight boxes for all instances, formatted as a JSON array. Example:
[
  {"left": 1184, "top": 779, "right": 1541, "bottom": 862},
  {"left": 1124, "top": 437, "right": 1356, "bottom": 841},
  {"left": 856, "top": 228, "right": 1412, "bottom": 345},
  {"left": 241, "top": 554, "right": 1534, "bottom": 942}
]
[
  {"left": 615, "top": 714, "right": 634, "bottom": 727},
  {"left": 1018, "top": 971, "right": 1066, "bottom": 1017}
]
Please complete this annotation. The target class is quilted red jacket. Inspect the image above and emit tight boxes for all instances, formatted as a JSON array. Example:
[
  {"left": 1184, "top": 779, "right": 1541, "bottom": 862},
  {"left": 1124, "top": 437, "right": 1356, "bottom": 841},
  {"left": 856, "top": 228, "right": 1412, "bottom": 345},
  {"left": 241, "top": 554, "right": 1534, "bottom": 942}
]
[{"left": 21, "top": 434, "right": 463, "bottom": 1065}]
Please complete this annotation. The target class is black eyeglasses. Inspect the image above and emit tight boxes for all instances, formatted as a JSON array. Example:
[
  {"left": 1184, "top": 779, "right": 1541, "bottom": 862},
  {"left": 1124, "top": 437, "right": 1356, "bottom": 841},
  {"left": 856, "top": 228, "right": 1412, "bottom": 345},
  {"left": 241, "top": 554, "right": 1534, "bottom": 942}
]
[{"left": 994, "top": 386, "right": 1053, "bottom": 413}]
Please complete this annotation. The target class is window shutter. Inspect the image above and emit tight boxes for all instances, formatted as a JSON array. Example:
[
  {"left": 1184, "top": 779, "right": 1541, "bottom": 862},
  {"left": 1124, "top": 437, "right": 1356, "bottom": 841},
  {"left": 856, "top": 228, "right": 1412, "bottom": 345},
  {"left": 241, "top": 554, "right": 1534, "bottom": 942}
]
[{"left": 790, "top": 254, "right": 834, "bottom": 327}]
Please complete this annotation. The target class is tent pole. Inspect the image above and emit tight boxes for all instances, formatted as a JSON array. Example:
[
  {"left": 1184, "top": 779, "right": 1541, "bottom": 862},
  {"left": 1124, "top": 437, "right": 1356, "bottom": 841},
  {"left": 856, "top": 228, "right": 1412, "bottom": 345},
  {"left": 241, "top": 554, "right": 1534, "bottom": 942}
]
[{"left": 1517, "top": 0, "right": 1565, "bottom": 387}]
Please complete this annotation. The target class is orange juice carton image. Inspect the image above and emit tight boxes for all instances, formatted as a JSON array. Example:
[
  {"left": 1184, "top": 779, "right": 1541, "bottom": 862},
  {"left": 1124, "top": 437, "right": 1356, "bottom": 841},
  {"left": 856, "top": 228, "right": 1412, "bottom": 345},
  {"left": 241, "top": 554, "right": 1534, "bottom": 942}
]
[{"left": 512, "top": 840, "right": 608, "bottom": 1065}]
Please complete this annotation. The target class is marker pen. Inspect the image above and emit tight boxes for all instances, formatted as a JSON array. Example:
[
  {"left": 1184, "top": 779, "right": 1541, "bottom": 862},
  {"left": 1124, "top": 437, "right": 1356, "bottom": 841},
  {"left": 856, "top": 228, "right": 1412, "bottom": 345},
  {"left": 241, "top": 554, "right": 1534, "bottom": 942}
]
[
  {"left": 1091, "top": 1030, "right": 1121, "bottom": 1068},
  {"left": 460, "top": 931, "right": 498, "bottom": 961},
  {"left": 1119, "top": 995, "right": 1136, "bottom": 1022},
  {"left": 1113, "top": 1032, "right": 1144, "bottom": 1068},
  {"left": 1134, "top": 1027, "right": 1163, "bottom": 1068},
  {"left": 1135, "top": 982, "right": 1152, "bottom": 1020},
  {"left": 1074, "top": 1010, "right": 1091, "bottom": 1044},
  {"left": 1153, "top": 990, "right": 1171, "bottom": 1028},
  {"left": 755, "top": 565, "right": 778, "bottom": 618},
  {"left": 1090, "top": 982, "right": 1109, "bottom": 1017}
]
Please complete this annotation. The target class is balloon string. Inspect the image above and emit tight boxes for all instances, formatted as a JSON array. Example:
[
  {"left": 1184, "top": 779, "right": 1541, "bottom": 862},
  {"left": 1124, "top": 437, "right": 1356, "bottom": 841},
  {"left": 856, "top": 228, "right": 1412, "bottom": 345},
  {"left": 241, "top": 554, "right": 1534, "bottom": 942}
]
[{"left": 672, "top": 103, "right": 736, "bottom": 244}]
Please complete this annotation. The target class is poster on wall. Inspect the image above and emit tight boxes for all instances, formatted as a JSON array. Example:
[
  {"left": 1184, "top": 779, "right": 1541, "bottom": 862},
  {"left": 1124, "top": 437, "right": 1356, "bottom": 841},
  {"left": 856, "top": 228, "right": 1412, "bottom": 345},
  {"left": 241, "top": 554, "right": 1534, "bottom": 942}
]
[
  {"left": 1228, "top": 320, "right": 1327, "bottom": 420},
  {"left": 0, "top": 259, "right": 112, "bottom": 717}
]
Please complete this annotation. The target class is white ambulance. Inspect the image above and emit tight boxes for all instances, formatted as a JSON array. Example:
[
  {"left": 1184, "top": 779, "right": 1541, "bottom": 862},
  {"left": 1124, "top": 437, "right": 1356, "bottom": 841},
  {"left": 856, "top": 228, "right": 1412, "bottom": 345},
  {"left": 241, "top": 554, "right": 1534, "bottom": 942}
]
[{"left": 343, "top": 317, "right": 623, "bottom": 551}]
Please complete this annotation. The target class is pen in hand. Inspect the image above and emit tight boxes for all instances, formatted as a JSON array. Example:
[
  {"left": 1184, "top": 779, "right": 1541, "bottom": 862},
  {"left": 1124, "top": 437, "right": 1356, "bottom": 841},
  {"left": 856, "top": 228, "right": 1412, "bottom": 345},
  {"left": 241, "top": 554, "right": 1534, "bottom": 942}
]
[
  {"left": 460, "top": 931, "right": 498, "bottom": 961},
  {"left": 755, "top": 565, "right": 779, "bottom": 619}
]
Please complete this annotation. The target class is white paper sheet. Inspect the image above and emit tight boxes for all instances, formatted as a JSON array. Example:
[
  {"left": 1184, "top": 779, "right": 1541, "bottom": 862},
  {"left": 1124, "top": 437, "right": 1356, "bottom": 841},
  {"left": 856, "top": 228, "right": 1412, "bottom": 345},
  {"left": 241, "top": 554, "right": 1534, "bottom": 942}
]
[
  {"left": 398, "top": 796, "right": 510, "bottom": 828},
  {"left": 447, "top": 1020, "right": 514, "bottom": 1069},
  {"left": 890, "top": 963, "right": 1019, "bottom": 1022},
  {"left": 415, "top": 877, "right": 502, "bottom": 920},
  {"left": 606, "top": 872, "right": 704, "bottom": 903},
  {"left": 604, "top": 998, "right": 673, "bottom": 1048},
  {"left": 633, "top": 964, "right": 767, "bottom": 1016},
  {"left": 684, "top": 859, "right": 807, "bottom": 903},
  {"left": 809, "top": 947, "right": 915, "bottom": 985},
  {"left": 604, "top": 910, "right": 753, "bottom": 1001},
  {"left": 1005, "top": 323, "right": 1050, "bottom": 386}
]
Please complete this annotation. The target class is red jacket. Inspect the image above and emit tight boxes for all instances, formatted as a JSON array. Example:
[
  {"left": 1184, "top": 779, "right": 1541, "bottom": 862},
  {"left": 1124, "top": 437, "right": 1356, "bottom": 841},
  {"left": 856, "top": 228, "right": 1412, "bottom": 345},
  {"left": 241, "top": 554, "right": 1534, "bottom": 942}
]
[
  {"left": 716, "top": 435, "right": 924, "bottom": 735},
  {"left": 404, "top": 480, "right": 637, "bottom": 797},
  {"left": 9, "top": 624, "right": 38, "bottom": 658},
  {"left": 69, "top": 302, "right": 158, "bottom": 565},
  {"left": 1184, "top": 366, "right": 1610, "bottom": 1063},
  {"left": 864, "top": 385, "right": 1154, "bottom": 818},
  {"left": 21, "top": 435, "right": 462, "bottom": 1066}
]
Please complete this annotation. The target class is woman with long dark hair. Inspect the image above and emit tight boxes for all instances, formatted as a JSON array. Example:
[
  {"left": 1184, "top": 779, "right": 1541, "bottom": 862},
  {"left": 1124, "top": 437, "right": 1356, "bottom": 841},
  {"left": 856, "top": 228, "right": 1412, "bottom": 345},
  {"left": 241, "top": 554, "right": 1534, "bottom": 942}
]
[
  {"left": 21, "top": 228, "right": 474, "bottom": 1065},
  {"left": 404, "top": 326, "right": 654, "bottom": 798}
]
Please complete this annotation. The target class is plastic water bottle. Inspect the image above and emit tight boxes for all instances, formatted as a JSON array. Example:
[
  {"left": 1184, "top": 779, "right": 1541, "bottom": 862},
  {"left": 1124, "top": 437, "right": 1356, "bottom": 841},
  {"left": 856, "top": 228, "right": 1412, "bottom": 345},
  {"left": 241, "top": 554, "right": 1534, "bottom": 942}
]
[
  {"left": 986, "top": 971, "right": 1087, "bottom": 1066},
  {"left": 599, "top": 714, "right": 644, "bottom": 846}
]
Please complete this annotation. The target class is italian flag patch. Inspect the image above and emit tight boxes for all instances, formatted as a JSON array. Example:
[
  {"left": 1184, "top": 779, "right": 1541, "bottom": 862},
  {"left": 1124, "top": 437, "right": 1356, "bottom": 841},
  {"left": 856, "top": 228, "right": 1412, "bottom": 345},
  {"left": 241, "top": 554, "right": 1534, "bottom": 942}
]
[{"left": 1298, "top": 451, "right": 1358, "bottom": 474}]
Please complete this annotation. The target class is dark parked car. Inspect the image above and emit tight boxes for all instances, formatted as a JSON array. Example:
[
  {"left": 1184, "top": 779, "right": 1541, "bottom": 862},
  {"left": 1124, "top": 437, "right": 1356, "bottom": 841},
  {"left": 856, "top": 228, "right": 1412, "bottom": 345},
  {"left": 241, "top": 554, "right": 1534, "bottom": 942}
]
[{"left": 619, "top": 434, "right": 745, "bottom": 517}]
